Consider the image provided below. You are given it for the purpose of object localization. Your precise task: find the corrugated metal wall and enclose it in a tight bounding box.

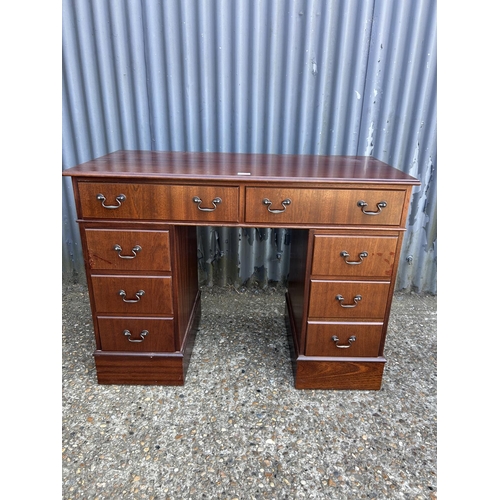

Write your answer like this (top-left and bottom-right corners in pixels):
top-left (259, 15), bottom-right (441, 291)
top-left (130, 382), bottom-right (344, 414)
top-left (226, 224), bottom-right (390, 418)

top-left (62, 0), bottom-right (437, 293)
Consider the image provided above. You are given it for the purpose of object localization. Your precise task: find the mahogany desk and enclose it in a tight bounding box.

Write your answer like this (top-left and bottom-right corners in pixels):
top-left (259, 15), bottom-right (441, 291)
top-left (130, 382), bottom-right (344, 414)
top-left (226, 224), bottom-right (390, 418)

top-left (63, 151), bottom-right (419, 390)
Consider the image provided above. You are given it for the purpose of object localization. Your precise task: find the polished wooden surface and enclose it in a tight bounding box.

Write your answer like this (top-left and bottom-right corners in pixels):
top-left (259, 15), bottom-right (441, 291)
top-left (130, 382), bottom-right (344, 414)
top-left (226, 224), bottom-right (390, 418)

top-left (94, 352), bottom-right (185, 385)
top-left (63, 150), bottom-right (420, 184)
top-left (78, 182), bottom-right (240, 222)
top-left (93, 294), bottom-right (201, 385)
top-left (91, 275), bottom-right (173, 315)
top-left (286, 229), bottom-right (310, 354)
top-left (171, 225), bottom-right (200, 352)
top-left (65, 150), bottom-right (420, 389)
top-left (311, 233), bottom-right (398, 278)
top-left (308, 280), bottom-right (391, 320)
top-left (77, 180), bottom-right (410, 228)
top-left (97, 316), bottom-right (175, 352)
top-left (84, 228), bottom-right (171, 271)
top-left (294, 359), bottom-right (385, 390)
top-left (305, 321), bottom-right (384, 357)
top-left (245, 187), bottom-right (406, 226)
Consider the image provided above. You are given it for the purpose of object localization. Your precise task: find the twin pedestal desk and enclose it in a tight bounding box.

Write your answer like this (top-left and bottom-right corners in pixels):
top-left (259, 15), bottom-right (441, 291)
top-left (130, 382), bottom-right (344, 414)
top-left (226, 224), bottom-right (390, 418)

top-left (64, 151), bottom-right (419, 390)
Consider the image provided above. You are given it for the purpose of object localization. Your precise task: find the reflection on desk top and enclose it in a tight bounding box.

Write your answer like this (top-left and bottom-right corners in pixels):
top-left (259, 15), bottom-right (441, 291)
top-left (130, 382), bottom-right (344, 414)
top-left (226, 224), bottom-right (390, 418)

top-left (63, 150), bottom-right (420, 185)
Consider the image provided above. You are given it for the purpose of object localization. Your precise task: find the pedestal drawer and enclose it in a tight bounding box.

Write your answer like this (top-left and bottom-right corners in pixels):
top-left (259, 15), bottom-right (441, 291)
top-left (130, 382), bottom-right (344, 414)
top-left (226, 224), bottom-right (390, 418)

top-left (245, 187), bottom-right (405, 225)
top-left (312, 234), bottom-right (398, 278)
top-left (305, 321), bottom-right (383, 357)
top-left (308, 280), bottom-right (390, 320)
top-left (84, 229), bottom-right (171, 271)
top-left (97, 316), bottom-right (175, 352)
top-left (91, 275), bottom-right (173, 314)
top-left (78, 182), bottom-right (239, 222)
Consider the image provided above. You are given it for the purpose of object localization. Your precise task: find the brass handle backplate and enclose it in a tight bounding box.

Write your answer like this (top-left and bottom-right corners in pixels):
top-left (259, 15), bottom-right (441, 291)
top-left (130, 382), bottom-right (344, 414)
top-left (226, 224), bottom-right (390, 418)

top-left (262, 198), bottom-right (291, 213)
top-left (340, 251), bottom-right (368, 265)
top-left (357, 200), bottom-right (387, 215)
top-left (331, 335), bottom-right (356, 348)
top-left (118, 289), bottom-right (145, 303)
top-left (123, 329), bottom-right (149, 343)
top-left (114, 244), bottom-right (142, 259)
top-left (335, 294), bottom-right (362, 308)
top-left (193, 196), bottom-right (222, 212)
top-left (96, 193), bottom-right (126, 209)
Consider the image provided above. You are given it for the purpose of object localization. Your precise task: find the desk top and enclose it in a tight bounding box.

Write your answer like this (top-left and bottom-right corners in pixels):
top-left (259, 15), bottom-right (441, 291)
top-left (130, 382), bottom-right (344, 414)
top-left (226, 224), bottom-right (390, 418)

top-left (63, 150), bottom-right (420, 185)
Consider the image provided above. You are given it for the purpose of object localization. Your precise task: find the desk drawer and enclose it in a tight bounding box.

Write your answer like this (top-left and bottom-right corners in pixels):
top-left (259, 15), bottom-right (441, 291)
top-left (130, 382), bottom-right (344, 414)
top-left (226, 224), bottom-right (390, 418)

top-left (84, 229), bottom-right (171, 271)
top-left (305, 321), bottom-right (383, 357)
top-left (97, 316), bottom-right (175, 352)
top-left (308, 280), bottom-right (390, 320)
top-left (311, 234), bottom-right (398, 278)
top-left (245, 187), bottom-right (405, 225)
top-left (78, 182), bottom-right (239, 222)
top-left (91, 275), bottom-right (173, 314)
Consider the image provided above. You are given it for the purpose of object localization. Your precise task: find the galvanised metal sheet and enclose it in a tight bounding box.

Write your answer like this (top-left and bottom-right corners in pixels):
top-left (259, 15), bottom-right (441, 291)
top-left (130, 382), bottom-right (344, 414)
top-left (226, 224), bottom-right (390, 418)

top-left (62, 0), bottom-right (436, 293)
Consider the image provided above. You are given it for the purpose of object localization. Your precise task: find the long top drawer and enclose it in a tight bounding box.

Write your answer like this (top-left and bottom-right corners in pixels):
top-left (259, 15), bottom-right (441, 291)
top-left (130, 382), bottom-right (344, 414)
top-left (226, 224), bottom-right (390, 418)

top-left (245, 187), bottom-right (406, 226)
top-left (77, 182), bottom-right (239, 222)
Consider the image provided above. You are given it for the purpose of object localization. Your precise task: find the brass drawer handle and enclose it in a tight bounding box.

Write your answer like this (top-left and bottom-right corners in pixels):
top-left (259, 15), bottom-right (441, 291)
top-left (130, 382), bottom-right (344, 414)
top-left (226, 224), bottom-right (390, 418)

top-left (123, 329), bottom-right (149, 343)
top-left (114, 244), bottom-right (142, 259)
top-left (340, 251), bottom-right (368, 265)
top-left (357, 200), bottom-right (387, 215)
top-left (193, 196), bottom-right (222, 212)
top-left (96, 193), bottom-right (126, 209)
top-left (335, 294), bottom-right (362, 308)
top-left (118, 289), bottom-right (145, 303)
top-left (262, 198), bottom-right (291, 213)
top-left (331, 335), bottom-right (356, 348)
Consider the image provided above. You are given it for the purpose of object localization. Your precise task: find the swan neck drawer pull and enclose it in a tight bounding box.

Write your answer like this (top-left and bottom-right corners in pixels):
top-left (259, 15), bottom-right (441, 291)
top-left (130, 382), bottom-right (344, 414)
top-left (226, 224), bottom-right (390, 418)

top-left (331, 335), bottom-right (356, 348)
top-left (114, 244), bottom-right (142, 259)
top-left (118, 289), bottom-right (145, 303)
top-left (123, 329), bottom-right (149, 342)
top-left (193, 196), bottom-right (222, 211)
top-left (262, 198), bottom-right (291, 213)
top-left (335, 294), bottom-right (362, 308)
top-left (96, 193), bottom-right (126, 209)
top-left (340, 251), bottom-right (368, 265)
top-left (357, 200), bottom-right (387, 215)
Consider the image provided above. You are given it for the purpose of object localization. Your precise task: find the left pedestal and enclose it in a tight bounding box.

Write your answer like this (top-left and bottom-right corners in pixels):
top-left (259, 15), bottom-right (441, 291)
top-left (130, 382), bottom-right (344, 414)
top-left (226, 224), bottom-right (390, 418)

top-left (78, 216), bottom-right (200, 385)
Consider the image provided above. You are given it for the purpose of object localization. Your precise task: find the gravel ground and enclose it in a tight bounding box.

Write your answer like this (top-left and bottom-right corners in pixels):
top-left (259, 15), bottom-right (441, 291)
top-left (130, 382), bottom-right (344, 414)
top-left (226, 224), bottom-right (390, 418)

top-left (62, 283), bottom-right (437, 500)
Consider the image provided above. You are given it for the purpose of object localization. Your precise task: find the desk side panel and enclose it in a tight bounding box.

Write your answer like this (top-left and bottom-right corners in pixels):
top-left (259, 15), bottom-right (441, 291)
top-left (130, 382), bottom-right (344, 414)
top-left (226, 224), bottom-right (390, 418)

top-left (287, 229), bottom-right (310, 354)
top-left (172, 225), bottom-right (200, 352)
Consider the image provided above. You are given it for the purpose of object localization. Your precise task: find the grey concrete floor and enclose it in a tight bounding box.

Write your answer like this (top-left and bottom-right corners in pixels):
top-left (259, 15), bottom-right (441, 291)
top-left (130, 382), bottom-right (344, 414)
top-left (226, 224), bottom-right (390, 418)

top-left (62, 283), bottom-right (437, 500)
